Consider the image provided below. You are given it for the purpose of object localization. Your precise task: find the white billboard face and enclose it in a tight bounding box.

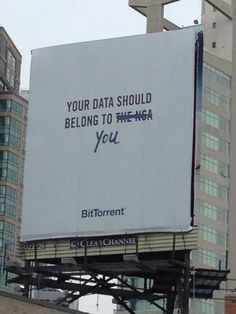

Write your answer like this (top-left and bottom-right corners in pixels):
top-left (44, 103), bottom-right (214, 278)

top-left (21, 28), bottom-right (196, 241)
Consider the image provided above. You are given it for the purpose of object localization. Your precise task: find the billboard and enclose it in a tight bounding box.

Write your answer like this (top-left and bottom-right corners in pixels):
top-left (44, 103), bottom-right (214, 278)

top-left (21, 27), bottom-right (198, 241)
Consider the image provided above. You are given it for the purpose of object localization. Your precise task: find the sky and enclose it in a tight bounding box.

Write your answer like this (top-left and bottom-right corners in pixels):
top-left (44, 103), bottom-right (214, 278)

top-left (0, 0), bottom-right (201, 89)
top-left (0, 1), bottom-right (201, 313)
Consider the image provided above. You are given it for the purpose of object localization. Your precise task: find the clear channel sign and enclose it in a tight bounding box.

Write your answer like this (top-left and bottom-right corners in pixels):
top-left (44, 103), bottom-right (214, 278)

top-left (21, 27), bottom-right (200, 241)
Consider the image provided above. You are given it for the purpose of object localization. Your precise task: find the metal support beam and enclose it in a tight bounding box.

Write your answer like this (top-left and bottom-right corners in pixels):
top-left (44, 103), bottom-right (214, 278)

top-left (176, 275), bottom-right (184, 313)
top-left (167, 293), bottom-right (176, 314)
top-left (22, 261), bottom-right (30, 297)
top-left (183, 252), bottom-right (190, 314)
top-left (6, 253), bottom-right (228, 312)
top-left (56, 275), bottom-right (95, 305)
top-left (112, 294), bottom-right (136, 314)
top-left (116, 275), bottom-right (167, 312)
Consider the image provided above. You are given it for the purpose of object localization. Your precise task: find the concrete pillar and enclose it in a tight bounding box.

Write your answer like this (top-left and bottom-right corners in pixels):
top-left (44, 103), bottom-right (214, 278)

top-left (146, 0), bottom-right (164, 32)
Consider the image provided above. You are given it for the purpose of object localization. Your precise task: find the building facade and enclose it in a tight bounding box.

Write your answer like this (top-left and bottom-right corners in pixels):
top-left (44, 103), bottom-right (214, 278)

top-left (0, 27), bottom-right (21, 94)
top-left (0, 27), bottom-right (28, 291)
top-left (191, 50), bottom-right (231, 314)
top-left (116, 0), bottom-right (235, 313)
top-left (201, 0), bottom-right (232, 61)
top-left (225, 295), bottom-right (236, 314)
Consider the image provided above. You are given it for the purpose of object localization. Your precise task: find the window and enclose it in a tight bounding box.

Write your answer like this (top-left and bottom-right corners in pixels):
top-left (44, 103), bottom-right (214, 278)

top-left (0, 266), bottom-right (14, 287)
top-left (0, 151), bottom-right (19, 183)
top-left (199, 225), bottom-right (227, 247)
top-left (212, 42), bottom-right (216, 48)
top-left (201, 179), bottom-right (217, 197)
top-left (203, 110), bottom-right (230, 133)
top-left (204, 63), bottom-right (231, 89)
top-left (200, 201), bottom-right (228, 223)
top-left (201, 178), bottom-right (228, 201)
top-left (201, 155), bottom-right (229, 178)
top-left (0, 99), bottom-right (23, 116)
top-left (6, 50), bottom-right (16, 88)
top-left (0, 116), bottom-right (22, 149)
top-left (0, 220), bottom-right (15, 253)
top-left (194, 248), bottom-right (226, 269)
top-left (202, 133), bottom-right (229, 156)
top-left (0, 185), bottom-right (17, 217)
top-left (192, 299), bottom-right (224, 314)
top-left (203, 88), bottom-right (230, 111)
top-left (212, 22), bottom-right (216, 28)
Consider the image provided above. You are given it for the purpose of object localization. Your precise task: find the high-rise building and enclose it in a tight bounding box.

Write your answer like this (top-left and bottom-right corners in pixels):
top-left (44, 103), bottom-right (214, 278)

top-left (0, 27), bottom-right (28, 291)
top-left (115, 0), bottom-right (235, 313)
top-left (201, 0), bottom-right (233, 61)
top-left (193, 1), bottom-right (236, 313)
top-left (0, 26), bottom-right (21, 93)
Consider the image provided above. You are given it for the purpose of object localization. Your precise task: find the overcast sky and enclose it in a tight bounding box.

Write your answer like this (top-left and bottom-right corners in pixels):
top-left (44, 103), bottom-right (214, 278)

top-left (1, 1), bottom-right (201, 313)
top-left (1, 0), bottom-right (201, 89)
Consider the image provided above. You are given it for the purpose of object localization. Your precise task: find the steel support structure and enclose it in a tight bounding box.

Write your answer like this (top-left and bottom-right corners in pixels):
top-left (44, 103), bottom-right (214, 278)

top-left (5, 242), bottom-right (229, 314)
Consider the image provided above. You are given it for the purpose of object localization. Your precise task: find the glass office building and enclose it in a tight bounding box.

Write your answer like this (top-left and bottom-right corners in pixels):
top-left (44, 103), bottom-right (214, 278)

top-left (0, 27), bottom-right (28, 291)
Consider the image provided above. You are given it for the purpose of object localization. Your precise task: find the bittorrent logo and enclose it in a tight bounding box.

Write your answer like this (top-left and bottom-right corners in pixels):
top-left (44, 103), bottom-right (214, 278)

top-left (81, 207), bottom-right (126, 219)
